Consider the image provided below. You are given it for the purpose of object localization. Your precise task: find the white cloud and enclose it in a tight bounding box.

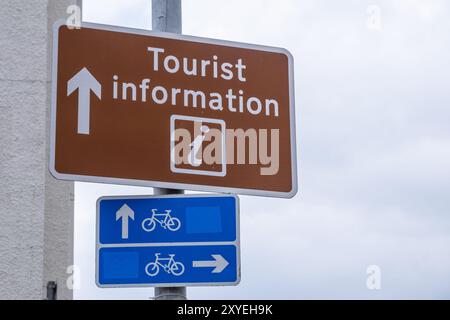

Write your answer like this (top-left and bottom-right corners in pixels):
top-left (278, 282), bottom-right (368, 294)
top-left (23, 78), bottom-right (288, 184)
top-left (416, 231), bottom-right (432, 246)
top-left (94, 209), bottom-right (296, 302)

top-left (83, 0), bottom-right (151, 29)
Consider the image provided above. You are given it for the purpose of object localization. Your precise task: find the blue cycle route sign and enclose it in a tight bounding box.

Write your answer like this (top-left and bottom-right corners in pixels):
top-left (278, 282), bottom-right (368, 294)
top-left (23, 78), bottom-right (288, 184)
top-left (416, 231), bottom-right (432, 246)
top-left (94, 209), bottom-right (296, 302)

top-left (96, 194), bottom-right (240, 287)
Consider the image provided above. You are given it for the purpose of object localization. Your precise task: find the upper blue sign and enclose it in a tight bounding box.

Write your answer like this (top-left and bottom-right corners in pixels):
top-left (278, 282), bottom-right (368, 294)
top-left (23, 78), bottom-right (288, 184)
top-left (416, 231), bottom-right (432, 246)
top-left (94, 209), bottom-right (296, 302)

top-left (98, 195), bottom-right (238, 244)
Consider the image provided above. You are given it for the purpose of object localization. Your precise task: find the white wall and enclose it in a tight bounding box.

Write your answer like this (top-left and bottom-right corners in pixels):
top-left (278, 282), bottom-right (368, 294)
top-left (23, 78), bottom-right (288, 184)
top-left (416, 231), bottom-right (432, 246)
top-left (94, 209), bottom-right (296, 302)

top-left (0, 0), bottom-right (76, 300)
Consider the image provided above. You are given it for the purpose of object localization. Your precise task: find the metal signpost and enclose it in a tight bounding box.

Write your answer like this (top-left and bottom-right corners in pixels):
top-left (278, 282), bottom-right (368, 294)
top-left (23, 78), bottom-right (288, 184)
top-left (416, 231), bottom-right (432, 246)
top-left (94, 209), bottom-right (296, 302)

top-left (96, 194), bottom-right (240, 287)
top-left (152, 0), bottom-right (186, 300)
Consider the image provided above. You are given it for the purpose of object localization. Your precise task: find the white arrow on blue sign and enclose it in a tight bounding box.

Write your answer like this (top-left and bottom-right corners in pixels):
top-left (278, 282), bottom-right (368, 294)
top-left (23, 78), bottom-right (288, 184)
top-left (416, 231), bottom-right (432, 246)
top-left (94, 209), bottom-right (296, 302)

top-left (96, 194), bottom-right (240, 287)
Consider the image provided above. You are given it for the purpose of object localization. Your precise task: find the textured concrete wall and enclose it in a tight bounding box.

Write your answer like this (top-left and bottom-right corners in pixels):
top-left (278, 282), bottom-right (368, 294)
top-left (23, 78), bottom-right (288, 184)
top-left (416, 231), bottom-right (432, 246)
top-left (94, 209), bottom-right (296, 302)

top-left (43, 0), bottom-right (78, 301)
top-left (0, 0), bottom-right (76, 299)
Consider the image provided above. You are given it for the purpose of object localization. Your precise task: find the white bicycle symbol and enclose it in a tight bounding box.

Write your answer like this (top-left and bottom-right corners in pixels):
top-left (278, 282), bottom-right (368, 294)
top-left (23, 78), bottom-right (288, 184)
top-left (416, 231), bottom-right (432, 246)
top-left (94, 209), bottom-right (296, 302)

top-left (141, 209), bottom-right (181, 232)
top-left (145, 253), bottom-right (185, 277)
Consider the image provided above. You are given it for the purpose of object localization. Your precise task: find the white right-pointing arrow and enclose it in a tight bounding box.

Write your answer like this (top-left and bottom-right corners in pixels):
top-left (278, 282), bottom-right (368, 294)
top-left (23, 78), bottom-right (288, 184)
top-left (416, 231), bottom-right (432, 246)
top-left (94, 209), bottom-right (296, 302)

top-left (192, 255), bottom-right (229, 273)
top-left (67, 67), bottom-right (102, 135)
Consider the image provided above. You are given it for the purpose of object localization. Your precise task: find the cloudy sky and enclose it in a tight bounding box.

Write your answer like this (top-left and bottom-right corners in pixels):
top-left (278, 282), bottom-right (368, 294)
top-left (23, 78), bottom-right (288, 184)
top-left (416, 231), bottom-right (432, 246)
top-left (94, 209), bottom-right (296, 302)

top-left (74, 0), bottom-right (450, 299)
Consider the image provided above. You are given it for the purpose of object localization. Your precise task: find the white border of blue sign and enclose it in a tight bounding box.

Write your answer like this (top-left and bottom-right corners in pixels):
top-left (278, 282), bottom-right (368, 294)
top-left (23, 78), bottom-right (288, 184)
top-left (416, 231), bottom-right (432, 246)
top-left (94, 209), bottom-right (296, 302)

top-left (95, 194), bottom-right (241, 288)
top-left (49, 20), bottom-right (298, 199)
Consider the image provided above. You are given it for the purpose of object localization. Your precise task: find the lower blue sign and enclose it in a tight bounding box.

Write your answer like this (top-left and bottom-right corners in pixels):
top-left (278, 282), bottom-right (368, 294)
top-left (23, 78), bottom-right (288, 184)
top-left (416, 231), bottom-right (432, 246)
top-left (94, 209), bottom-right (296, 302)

top-left (98, 245), bottom-right (238, 286)
top-left (96, 194), bottom-right (240, 287)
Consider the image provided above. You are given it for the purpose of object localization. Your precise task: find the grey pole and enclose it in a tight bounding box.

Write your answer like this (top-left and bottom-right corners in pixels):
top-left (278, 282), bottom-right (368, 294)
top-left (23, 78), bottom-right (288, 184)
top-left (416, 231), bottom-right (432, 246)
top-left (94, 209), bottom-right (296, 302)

top-left (151, 0), bottom-right (186, 301)
top-left (152, 0), bottom-right (182, 33)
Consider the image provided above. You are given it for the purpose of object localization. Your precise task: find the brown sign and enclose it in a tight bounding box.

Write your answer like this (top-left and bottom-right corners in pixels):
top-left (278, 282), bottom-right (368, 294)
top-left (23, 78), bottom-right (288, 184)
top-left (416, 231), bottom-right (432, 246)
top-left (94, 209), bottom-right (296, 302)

top-left (50, 21), bottom-right (298, 198)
